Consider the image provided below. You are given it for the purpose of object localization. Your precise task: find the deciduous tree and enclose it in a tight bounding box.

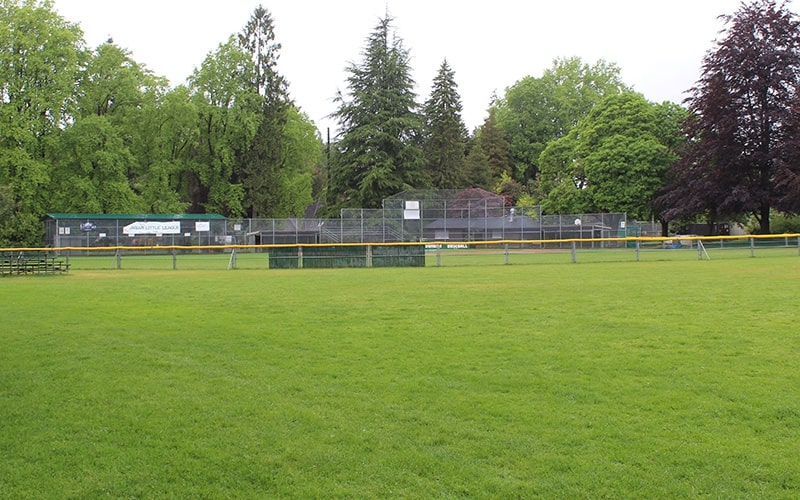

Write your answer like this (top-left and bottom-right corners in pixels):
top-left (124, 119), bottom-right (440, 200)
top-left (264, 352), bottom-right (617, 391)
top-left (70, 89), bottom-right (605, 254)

top-left (539, 92), bottom-right (685, 220)
top-left (0, 0), bottom-right (83, 245)
top-left (49, 115), bottom-right (142, 213)
top-left (279, 106), bottom-right (323, 216)
top-left (61, 40), bottom-right (178, 213)
top-left (659, 0), bottom-right (800, 233)
top-left (494, 57), bottom-right (629, 185)
top-left (186, 37), bottom-right (259, 216)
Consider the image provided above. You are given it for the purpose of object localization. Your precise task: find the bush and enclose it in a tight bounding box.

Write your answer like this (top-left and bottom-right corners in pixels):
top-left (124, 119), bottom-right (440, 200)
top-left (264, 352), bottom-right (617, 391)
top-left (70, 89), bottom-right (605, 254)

top-left (769, 212), bottom-right (800, 234)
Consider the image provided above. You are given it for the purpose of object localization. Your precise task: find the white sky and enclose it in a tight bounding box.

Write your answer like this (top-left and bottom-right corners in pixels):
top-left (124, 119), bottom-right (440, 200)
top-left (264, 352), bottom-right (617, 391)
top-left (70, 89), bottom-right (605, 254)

top-left (52, 0), bottom-right (775, 137)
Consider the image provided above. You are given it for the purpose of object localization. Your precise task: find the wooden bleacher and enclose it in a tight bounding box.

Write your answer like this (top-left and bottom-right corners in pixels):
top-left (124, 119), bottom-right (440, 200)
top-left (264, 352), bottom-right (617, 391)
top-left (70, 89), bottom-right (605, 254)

top-left (0, 252), bottom-right (70, 276)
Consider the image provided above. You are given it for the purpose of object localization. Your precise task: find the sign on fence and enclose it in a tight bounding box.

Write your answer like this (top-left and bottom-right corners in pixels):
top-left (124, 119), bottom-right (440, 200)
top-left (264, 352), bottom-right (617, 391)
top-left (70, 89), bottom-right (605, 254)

top-left (122, 221), bottom-right (181, 236)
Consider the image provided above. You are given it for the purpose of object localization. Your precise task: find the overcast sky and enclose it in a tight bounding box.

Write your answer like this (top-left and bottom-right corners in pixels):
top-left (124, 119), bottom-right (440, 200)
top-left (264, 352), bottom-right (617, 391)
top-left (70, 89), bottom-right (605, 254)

top-left (52, 0), bottom-right (782, 137)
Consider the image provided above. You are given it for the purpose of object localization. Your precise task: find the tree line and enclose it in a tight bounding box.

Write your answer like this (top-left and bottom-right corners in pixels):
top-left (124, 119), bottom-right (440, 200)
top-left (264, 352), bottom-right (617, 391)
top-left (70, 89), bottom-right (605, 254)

top-left (2, 0), bottom-right (799, 246)
top-left (1, 1), bottom-right (321, 246)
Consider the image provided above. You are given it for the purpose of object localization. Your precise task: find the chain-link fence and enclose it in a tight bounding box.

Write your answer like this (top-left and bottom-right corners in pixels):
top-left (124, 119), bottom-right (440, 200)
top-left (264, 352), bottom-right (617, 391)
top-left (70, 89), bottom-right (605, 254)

top-left (220, 211), bottom-right (629, 248)
top-left (46, 210), bottom-right (630, 252)
top-left (46, 214), bottom-right (231, 254)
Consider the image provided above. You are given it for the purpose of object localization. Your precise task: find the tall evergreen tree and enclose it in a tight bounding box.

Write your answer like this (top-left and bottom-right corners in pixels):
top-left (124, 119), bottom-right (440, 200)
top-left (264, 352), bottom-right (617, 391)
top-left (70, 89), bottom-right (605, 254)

top-left (330, 14), bottom-right (425, 209)
top-left (463, 140), bottom-right (492, 190)
top-left (238, 5), bottom-right (286, 101)
top-left (422, 59), bottom-right (468, 189)
top-left (659, 0), bottom-right (800, 233)
top-left (238, 5), bottom-right (291, 218)
top-left (479, 109), bottom-right (511, 181)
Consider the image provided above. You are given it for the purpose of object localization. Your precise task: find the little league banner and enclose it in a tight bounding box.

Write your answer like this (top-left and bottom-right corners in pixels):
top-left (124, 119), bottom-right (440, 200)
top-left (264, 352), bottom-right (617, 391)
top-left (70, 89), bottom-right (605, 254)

top-left (122, 221), bottom-right (181, 236)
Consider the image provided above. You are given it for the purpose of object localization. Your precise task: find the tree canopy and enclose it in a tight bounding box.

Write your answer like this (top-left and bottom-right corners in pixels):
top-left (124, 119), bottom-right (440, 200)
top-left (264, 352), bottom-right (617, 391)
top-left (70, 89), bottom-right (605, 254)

top-left (539, 92), bottom-right (685, 219)
top-left (329, 15), bottom-right (426, 209)
top-left (237, 6), bottom-right (293, 218)
top-left (7, 1), bottom-right (800, 246)
top-left (0, 1), bottom-right (323, 246)
top-left (1, 0), bottom-right (84, 244)
top-left (494, 57), bottom-right (630, 186)
top-left (659, 0), bottom-right (800, 233)
top-left (422, 59), bottom-right (468, 189)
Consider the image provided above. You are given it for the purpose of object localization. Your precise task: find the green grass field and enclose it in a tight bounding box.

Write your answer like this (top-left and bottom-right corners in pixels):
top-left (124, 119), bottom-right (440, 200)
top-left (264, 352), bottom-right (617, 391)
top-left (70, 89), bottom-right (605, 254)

top-left (2, 256), bottom-right (799, 497)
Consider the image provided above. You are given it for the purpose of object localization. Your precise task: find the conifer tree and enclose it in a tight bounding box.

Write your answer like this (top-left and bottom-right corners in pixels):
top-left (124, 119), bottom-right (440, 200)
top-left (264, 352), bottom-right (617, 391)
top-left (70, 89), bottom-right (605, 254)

top-left (479, 110), bottom-right (512, 181)
top-left (422, 60), bottom-right (468, 189)
top-left (463, 141), bottom-right (492, 190)
top-left (330, 14), bottom-right (425, 208)
top-left (238, 5), bottom-right (290, 218)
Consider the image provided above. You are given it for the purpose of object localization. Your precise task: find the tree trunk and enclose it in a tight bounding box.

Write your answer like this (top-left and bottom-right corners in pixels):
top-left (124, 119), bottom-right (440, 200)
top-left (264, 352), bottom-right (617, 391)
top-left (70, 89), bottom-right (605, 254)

top-left (760, 203), bottom-right (771, 234)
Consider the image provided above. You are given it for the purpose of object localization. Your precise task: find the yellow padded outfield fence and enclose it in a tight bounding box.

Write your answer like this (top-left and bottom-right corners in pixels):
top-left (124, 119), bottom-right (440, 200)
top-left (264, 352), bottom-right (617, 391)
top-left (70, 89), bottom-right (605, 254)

top-left (3, 234), bottom-right (800, 271)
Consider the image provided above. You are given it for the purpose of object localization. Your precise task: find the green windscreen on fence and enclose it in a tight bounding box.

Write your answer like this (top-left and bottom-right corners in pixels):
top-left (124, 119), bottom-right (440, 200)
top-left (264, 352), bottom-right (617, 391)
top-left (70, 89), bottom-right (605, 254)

top-left (371, 245), bottom-right (425, 267)
top-left (268, 245), bottom-right (425, 269)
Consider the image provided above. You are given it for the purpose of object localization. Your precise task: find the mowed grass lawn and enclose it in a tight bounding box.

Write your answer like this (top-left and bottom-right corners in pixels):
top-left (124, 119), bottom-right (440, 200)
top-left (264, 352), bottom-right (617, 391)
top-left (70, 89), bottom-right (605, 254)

top-left (1, 257), bottom-right (799, 498)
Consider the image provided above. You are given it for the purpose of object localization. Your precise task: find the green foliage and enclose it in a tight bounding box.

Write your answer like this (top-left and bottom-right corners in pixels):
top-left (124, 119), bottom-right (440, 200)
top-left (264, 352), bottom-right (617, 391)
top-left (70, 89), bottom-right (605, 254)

top-left (422, 60), bottom-right (468, 189)
top-left (130, 86), bottom-right (195, 214)
top-left (239, 105), bottom-right (286, 217)
top-left (49, 115), bottom-right (142, 213)
top-left (6, 0), bottom-right (793, 251)
top-left (137, 160), bottom-right (189, 214)
top-left (207, 181), bottom-right (245, 218)
top-left (187, 37), bottom-right (261, 216)
top-left (770, 213), bottom-right (800, 233)
top-left (539, 92), bottom-right (684, 219)
top-left (476, 109), bottom-right (511, 182)
top-left (495, 57), bottom-right (630, 183)
top-left (76, 42), bottom-right (152, 119)
top-left (330, 15), bottom-right (425, 208)
top-left (237, 6), bottom-right (294, 218)
top-left (51, 41), bottom-right (182, 214)
top-left (0, 0), bottom-right (83, 245)
top-left (463, 141), bottom-right (492, 190)
top-left (748, 210), bottom-right (800, 234)
top-left (0, 0), bottom-right (84, 142)
top-left (238, 6), bottom-right (287, 101)
top-left (494, 172), bottom-right (525, 206)
top-left (1, 148), bottom-right (50, 213)
top-left (661, 0), bottom-right (800, 233)
top-left (278, 106), bottom-right (323, 216)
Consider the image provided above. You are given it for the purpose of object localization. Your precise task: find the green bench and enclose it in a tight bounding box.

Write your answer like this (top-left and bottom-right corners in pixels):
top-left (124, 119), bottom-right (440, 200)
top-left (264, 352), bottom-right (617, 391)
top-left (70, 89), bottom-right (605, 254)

top-left (0, 252), bottom-right (69, 276)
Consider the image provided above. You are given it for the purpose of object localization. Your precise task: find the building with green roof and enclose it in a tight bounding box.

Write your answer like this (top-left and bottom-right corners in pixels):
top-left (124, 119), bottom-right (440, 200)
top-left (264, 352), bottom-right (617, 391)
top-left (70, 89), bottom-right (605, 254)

top-left (45, 213), bottom-right (228, 249)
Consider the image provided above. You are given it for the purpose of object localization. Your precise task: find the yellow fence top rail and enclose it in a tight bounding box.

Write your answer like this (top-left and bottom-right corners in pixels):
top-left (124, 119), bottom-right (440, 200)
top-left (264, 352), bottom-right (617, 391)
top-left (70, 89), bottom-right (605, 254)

top-left (3, 233), bottom-right (800, 253)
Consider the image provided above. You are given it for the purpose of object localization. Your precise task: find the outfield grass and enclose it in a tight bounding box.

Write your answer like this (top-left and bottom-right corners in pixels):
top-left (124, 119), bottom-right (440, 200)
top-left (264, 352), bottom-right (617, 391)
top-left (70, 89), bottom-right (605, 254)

top-left (2, 257), bottom-right (799, 497)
